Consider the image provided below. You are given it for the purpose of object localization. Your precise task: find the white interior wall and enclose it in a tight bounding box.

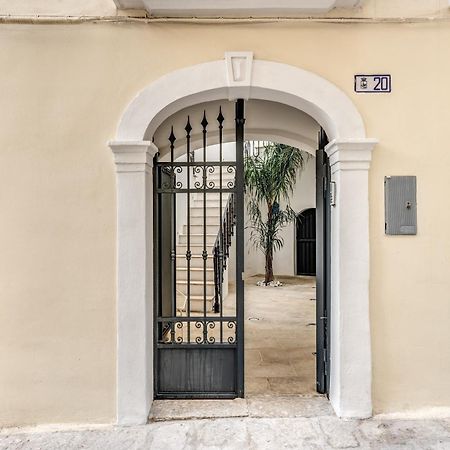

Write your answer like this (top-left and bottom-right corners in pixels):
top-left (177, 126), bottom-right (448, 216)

top-left (173, 143), bottom-right (315, 281)
top-left (244, 154), bottom-right (316, 278)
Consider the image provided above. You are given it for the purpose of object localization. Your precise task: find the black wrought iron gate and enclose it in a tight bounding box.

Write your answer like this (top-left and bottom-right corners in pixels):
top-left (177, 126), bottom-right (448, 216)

top-left (153, 100), bottom-right (245, 398)
top-left (316, 128), bottom-right (331, 395)
top-left (296, 208), bottom-right (317, 276)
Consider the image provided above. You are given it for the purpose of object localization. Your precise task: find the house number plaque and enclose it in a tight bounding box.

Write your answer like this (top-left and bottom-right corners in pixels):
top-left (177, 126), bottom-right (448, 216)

top-left (354, 74), bottom-right (391, 93)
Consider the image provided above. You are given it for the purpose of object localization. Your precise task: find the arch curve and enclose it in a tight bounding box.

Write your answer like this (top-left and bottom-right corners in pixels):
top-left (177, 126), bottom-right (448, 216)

top-left (110, 56), bottom-right (377, 425)
top-left (116, 59), bottom-right (366, 142)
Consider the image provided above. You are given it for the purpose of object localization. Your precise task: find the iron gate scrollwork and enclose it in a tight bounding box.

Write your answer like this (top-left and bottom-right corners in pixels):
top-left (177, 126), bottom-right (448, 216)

top-left (154, 100), bottom-right (245, 398)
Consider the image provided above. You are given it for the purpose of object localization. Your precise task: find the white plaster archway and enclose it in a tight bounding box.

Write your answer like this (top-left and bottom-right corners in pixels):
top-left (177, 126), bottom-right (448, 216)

top-left (109, 53), bottom-right (377, 425)
top-left (153, 99), bottom-right (319, 159)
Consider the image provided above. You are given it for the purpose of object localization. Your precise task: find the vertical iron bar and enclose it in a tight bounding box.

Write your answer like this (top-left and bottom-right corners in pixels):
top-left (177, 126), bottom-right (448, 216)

top-left (316, 127), bottom-right (330, 394)
top-left (185, 117), bottom-right (192, 342)
top-left (169, 127), bottom-right (176, 342)
top-left (217, 108), bottom-right (224, 326)
top-left (201, 112), bottom-right (208, 342)
top-left (325, 132), bottom-right (332, 395)
top-left (235, 99), bottom-right (245, 397)
top-left (153, 151), bottom-right (159, 395)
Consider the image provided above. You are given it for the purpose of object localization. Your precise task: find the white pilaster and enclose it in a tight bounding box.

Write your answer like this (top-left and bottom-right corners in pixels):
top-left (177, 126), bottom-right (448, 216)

top-left (325, 138), bottom-right (377, 419)
top-left (109, 140), bottom-right (158, 425)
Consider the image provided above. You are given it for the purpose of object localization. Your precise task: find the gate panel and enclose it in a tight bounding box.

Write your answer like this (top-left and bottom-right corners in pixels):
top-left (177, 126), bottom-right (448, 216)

top-left (158, 348), bottom-right (235, 395)
top-left (316, 128), bottom-right (331, 395)
top-left (154, 101), bottom-right (245, 398)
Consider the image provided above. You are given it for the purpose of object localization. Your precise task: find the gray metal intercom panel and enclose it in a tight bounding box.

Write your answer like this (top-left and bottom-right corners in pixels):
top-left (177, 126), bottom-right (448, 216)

top-left (384, 176), bottom-right (417, 235)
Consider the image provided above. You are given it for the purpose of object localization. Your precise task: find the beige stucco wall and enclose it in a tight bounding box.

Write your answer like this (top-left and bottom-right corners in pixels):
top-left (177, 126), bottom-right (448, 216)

top-left (1, 17), bottom-right (450, 425)
top-left (0, 0), bottom-right (117, 16)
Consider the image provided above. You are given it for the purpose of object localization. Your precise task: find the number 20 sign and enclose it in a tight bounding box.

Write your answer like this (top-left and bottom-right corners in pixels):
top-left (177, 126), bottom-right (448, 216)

top-left (354, 74), bottom-right (391, 93)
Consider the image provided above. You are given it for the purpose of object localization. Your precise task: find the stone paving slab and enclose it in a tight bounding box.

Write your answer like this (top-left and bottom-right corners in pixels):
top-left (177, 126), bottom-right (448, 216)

top-left (246, 395), bottom-right (332, 418)
top-left (150, 395), bottom-right (332, 421)
top-left (150, 398), bottom-right (249, 421)
top-left (1, 416), bottom-right (450, 450)
top-left (1, 397), bottom-right (449, 450)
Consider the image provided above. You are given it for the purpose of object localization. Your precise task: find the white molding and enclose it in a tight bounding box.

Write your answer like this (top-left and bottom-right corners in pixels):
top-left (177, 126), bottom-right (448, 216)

top-left (117, 0), bottom-right (364, 16)
top-left (110, 141), bottom-right (157, 172)
top-left (326, 138), bottom-right (378, 173)
top-left (117, 59), bottom-right (366, 142)
top-left (111, 56), bottom-right (376, 423)
top-left (325, 138), bottom-right (376, 419)
top-left (225, 52), bottom-right (254, 101)
top-left (109, 141), bottom-right (158, 425)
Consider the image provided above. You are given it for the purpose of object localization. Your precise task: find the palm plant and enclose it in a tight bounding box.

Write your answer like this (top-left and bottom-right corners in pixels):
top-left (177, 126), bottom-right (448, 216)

top-left (244, 142), bottom-right (306, 284)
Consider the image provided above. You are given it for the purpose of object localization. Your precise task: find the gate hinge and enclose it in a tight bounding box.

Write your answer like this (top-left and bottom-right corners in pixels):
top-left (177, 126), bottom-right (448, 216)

top-left (330, 181), bottom-right (336, 207)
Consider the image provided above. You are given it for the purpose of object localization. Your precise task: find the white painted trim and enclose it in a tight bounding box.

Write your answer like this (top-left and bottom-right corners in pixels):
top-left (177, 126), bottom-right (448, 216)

top-left (109, 141), bottom-right (158, 425)
top-left (325, 138), bottom-right (377, 419)
top-left (117, 0), bottom-right (364, 16)
top-left (110, 56), bottom-right (377, 424)
top-left (117, 59), bottom-right (366, 142)
top-left (225, 52), bottom-right (254, 100)
top-left (374, 407), bottom-right (450, 420)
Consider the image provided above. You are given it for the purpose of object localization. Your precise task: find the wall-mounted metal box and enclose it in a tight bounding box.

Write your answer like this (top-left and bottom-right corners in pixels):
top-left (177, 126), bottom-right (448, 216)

top-left (384, 176), bottom-right (417, 235)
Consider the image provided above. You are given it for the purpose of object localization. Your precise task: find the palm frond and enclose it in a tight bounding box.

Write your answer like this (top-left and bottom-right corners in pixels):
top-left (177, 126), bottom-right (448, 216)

top-left (244, 142), bottom-right (308, 275)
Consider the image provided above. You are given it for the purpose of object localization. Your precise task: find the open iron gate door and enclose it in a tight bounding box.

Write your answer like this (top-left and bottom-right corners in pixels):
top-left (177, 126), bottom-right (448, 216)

top-left (153, 100), bottom-right (245, 398)
top-left (316, 128), bottom-right (331, 395)
top-left (296, 208), bottom-right (316, 276)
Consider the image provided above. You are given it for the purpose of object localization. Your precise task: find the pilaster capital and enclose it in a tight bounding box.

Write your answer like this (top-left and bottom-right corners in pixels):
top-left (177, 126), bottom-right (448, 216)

top-left (109, 140), bottom-right (158, 173)
top-left (325, 138), bottom-right (378, 174)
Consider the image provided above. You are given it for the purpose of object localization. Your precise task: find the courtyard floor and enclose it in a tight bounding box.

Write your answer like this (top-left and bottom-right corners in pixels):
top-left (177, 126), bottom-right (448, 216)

top-left (244, 275), bottom-right (317, 396)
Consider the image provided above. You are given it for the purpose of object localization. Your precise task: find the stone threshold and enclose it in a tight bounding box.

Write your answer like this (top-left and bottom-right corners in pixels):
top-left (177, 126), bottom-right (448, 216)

top-left (149, 394), bottom-right (332, 422)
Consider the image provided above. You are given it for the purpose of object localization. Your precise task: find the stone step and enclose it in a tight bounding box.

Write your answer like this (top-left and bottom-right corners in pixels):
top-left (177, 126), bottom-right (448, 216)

top-left (177, 280), bottom-right (215, 297)
top-left (181, 224), bottom-right (219, 234)
top-left (189, 216), bottom-right (221, 226)
top-left (176, 267), bottom-right (214, 282)
top-left (191, 199), bottom-right (228, 208)
top-left (178, 234), bottom-right (217, 245)
top-left (190, 206), bottom-right (221, 217)
top-left (192, 192), bottom-right (232, 200)
top-left (176, 293), bottom-right (214, 313)
top-left (176, 254), bottom-right (214, 268)
top-left (176, 244), bottom-right (214, 256)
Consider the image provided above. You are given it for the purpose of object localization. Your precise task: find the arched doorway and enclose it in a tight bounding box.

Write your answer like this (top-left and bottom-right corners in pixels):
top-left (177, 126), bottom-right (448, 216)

top-left (109, 54), bottom-right (377, 424)
top-left (296, 208), bottom-right (317, 276)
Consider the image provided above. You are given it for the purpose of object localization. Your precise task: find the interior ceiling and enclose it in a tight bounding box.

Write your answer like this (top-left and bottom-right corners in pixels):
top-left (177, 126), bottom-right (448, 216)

top-left (153, 99), bottom-right (320, 159)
